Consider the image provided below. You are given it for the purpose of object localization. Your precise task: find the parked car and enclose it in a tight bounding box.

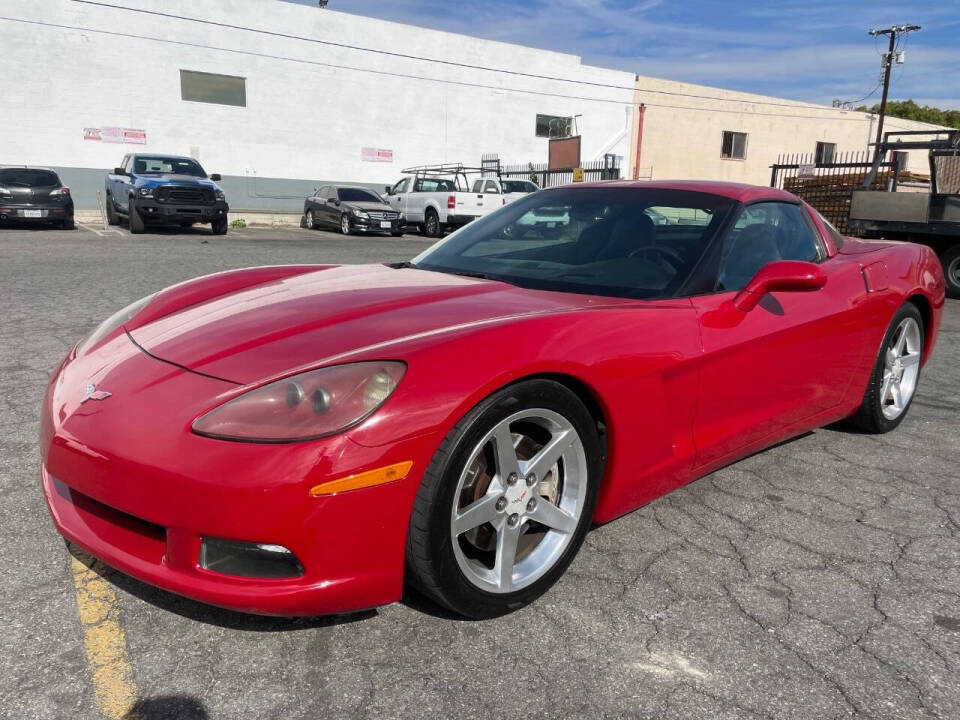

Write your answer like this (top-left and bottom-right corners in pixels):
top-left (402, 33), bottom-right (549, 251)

top-left (104, 154), bottom-right (229, 235)
top-left (40, 181), bottom-right (943, 620)
top-left (385, 165), bottom-right (500, 238)
top-left (0, 167), bottom-right (74, 229)
top-left (304, 185), bottom-right (404, 236)
top-left (470, 177), bottom-right (540, 205)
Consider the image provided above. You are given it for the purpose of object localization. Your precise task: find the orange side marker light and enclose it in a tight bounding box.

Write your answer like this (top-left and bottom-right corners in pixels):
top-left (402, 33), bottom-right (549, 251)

top-left (309, 461), bottom-right (413, 497)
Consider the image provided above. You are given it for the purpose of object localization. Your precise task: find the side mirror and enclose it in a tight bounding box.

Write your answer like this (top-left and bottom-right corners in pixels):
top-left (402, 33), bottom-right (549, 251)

top-left (384, 186), bottom-right (393, 195)
top-left (210, 173), bottom-right (222, 181)
top-left (734, 261), bottom-right (827, 312)
top-left (113, 167), bottom-right (127, 176)
top-left (332, 198), bottom-right (341, 206)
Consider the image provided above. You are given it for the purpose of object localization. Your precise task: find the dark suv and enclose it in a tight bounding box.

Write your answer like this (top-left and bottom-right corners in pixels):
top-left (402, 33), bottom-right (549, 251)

top-left (0, 167), bottom-right (75, 229)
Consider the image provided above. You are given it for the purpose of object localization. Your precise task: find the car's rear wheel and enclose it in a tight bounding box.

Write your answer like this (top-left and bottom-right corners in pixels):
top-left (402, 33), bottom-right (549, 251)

top-left (940, 245), bottom-right (960, 299)
top-left (340, 214), bottom-right (352, 235)
top-left (423, 209), bottom-right (442, 238)
top-left (128, 199), bottom-right (145, 234)
top-left (406, 379), bottom-right (603, 618)
top-left (105, 194), bottom-right (120, 226)
top-left (850, 302), bottom-right (924, 433)
top-left (60, 217), bottom-right (75, 230)
top-left (305, 210), bottom-right (317, 230)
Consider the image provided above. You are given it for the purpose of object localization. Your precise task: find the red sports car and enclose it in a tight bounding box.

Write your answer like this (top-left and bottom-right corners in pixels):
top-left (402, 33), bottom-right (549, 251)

top-left (41, 181), bottom-right (945, 619)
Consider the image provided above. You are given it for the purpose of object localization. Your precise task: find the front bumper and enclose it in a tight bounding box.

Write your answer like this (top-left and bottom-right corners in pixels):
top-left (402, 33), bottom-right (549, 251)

top-left (347, 215), bottom-right (405, 234)
top-left (135, 198), bottom-right (229, 224)
top-left (40, 336), bottom-right (438, 616)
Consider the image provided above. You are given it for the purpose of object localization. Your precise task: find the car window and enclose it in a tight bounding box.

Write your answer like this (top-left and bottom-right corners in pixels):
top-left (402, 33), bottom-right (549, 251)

top-left (121, 155), bottom-right (132, 173)
top-left (502, 180), bottom-right (537, 193)
top-left (483, 181), bottom-right (498, 193)
top-left (338, 188), bottom-right (381, 203)
top-left (415, 178), bottom-right (456, 193)
top-left (717, 202), bottom-right (821, 292)
top-left (413, 188), bottom-right (735, 299)
top-left (0, 169), bottom-right (60, 187)
top-left (471, 179), bottom-right (484, 193)
top-left (133, 156), bottom-right (206, 177)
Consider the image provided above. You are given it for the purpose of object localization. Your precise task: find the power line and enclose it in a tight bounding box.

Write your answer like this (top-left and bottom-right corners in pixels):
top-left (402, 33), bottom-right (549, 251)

top-left (66, 0), bottom-right (855, 115)
top-left (868, 24), bottom-right (922, 153)
top-left (0, 15), bottom-right (874, 123)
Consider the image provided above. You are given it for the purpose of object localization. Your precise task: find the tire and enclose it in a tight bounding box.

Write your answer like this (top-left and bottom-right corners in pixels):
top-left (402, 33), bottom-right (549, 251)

top-left (423, 209), bottom-right (442, 238)
top-left (211, 217), bottom-right (228, 235)
top-left (940, 245), bottom-right (960, 300)
top-left (340, 214), bottom-right (352, 235)
top-left (849, 302), bottom-right (924, 433)
top-left (60, 217), bottom-right (75, 230)
top-left (405, 379), bottom-right (603, 618)
top-left (105, 194), bottom-right (120, 226)
top-left (305, 210), bottom-right (317, 230)
top-left (128, 198), bottom-right (145, 234)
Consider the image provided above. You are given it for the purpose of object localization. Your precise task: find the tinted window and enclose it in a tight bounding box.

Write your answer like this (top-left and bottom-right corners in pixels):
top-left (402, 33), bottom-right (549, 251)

top-left (502, 180), bottom-right (537, 193)
top-left (338, 188), bottom-right (381, 203)
top-left (133, 157), bottom-right (206, 176)
top-left (717, 202), bottom-right (821, 291)
top-left (413, 188), bottom-right (735, 299)
top-left (0, 169), bottom-right (60, 187)
top-left (180, 70), bottom-right (246, 107)
top-left (415, 178), bottom-right (456, 193)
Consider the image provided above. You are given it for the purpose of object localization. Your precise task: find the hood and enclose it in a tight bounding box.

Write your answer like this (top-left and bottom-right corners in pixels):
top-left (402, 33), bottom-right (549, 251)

top-left (127, 265), bottom-right (594, 384)
top-left (343, 200), bottom-right (391, 211)
top-left (136, 174), bottom-right (219, 189)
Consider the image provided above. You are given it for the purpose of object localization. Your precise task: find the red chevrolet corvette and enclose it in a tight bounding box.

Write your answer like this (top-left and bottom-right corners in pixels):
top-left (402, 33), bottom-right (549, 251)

top-left (41, 181), bottom-right (945, 618)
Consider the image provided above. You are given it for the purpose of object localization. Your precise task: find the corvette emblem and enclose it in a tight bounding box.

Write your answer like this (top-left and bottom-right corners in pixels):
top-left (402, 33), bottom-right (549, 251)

top-left (81, 382), bottom-right (112, 404)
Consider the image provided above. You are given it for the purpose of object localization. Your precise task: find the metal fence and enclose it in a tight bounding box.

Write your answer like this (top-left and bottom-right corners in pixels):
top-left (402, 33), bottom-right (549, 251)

top-left (770, 150), bottom-right (898, 234)
top-left (486, 157), bottom-right (621, 188)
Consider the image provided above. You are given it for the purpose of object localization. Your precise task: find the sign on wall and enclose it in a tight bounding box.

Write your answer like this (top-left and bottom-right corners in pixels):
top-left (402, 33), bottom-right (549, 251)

top-left (361, 147), bottom-right (393, 163)
top-left (83, 127), bottom-right (148, 145)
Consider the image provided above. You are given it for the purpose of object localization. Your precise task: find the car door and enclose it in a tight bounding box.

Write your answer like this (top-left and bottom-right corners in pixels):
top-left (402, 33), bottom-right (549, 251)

top-left (407, 178), bottom-right (428, 224)
top-left (690, 201), bottom-right (871, 469)
top-left (112, 154), bottom-right (132, 209)
top-left (387, 178), bottom-right (409, 217)
top-left (322, 187), bottom-right (340, 227)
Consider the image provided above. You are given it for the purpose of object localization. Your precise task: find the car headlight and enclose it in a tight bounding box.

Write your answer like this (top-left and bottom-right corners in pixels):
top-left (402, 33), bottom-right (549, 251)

top-left (76, 293), bottom-right (156, 356)
top-left (353, 208), bottom-right (368, 218)
top-left (215, 190), bottom-right (225, 201)
top-left (138, 187), bottom-right (153, 197)
top-left (192, 361), bottom-right (406, 443)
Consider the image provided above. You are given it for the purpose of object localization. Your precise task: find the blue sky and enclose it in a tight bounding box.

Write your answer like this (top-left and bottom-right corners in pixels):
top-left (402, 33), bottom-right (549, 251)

top-left (284, 0), bottom-right (960, 109)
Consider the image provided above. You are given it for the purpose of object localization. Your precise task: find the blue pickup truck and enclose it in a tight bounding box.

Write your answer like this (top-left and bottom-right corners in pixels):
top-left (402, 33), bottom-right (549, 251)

top-left (105, 154), bottom-right (229, 234)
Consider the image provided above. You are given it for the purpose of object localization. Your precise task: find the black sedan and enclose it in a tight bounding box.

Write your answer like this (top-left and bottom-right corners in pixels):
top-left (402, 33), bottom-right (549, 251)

top-left (0, 167), bottom-right (74, 229)
top-left (304, 185), bottom-right (404, 236)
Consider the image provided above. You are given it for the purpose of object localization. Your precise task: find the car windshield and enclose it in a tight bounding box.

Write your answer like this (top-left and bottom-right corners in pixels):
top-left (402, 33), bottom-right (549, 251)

top-left (338, 188), bottom-right (382, 203)
top-left (133, 157), bottom-right (206, 176)
top-left (502, 180), bottom-right (538, 193)
top-left (412, 188), bottom-right (735, 299)
top-left (0, 169), bottom-right (60, 187)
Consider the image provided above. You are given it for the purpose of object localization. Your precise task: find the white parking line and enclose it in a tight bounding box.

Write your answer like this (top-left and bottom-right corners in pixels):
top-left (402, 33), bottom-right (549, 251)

top-left (77, 224), bottom-right (106, 237)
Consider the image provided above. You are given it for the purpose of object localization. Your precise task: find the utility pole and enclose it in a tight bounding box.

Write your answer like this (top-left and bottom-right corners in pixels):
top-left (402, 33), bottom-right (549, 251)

top-left (868, 24), bottom-right (921, 155)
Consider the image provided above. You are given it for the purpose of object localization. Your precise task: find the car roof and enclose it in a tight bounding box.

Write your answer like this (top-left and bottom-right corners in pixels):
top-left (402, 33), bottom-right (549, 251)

top-left (574, 179), bottom-right (799, 203)
top-left (0, 166), bottom-right (59, 172)
top-left (131, 153), bottom-right (197, 161)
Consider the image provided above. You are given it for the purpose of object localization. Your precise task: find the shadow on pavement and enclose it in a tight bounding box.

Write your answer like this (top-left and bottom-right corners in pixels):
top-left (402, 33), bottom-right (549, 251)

top-left (126, 695), bottom-right (209, 720)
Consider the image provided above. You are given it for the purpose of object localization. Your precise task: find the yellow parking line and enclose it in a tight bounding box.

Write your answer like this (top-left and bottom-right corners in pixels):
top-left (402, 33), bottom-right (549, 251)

top-left (71, 552), bottom-right (139, 719)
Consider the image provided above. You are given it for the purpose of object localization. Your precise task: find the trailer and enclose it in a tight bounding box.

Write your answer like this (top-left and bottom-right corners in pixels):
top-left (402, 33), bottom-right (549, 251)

top-left (849, 130), bottom-right (960, 297)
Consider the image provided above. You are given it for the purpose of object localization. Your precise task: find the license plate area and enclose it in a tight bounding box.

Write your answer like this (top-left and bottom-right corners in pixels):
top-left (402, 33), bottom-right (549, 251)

top-left (22, 209), bottom-right (43, 218)
top-left (380, 221), bottom-right (392, 229)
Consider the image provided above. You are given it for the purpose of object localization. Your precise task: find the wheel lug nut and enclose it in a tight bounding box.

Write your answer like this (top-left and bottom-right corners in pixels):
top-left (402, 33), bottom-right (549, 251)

top-left (526, 498), bottom-right (537, 512)
top-left (507, 473), bottom-right (519, 486)
top-left (495, 497), bottom-right (507, 512)
top-left (526, 473), bottom-right (537, 487)
top-left (507, 513), bottom-right (519, 527)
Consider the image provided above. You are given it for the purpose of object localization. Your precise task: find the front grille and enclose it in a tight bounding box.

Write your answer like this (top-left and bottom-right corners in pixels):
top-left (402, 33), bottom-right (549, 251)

top-left (367, 211), bottom-right (398, 221)
top-left (156, 186), bottom-right (214, 204)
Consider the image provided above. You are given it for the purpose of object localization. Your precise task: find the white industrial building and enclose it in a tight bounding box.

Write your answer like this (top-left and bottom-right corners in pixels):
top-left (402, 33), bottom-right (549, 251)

top-left (1, 0), bottom-right (948, 211)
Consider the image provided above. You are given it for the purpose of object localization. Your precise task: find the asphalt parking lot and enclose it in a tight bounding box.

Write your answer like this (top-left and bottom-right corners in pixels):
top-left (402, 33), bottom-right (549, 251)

top-left (2, 224), bottom-right (959, 720)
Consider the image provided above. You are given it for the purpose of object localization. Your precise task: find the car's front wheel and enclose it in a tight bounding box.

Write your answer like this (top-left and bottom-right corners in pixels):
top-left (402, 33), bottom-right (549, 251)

top-left (850, 302), bottom-right (924, 433)
top-left (406, 379), bottom-right (603, 618)
top-left (340, 214), bottom-right (352, 235)
top-left (211, 217), bottom-right (228, 235)
top-left (128, 199), bottom-right (145, 234)
top-left (940, 245), bottom-right (960, 299)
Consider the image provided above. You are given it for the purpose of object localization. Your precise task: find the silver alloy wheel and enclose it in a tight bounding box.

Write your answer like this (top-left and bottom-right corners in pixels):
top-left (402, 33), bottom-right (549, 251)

top-left (881, 316), bottom-right (922, 420)
top-left (341, 214), bottom-right (350, 234)
top-left (450, 408), bottom-right (588, 594)
top-left (306, 210), bottom-right (314, 228)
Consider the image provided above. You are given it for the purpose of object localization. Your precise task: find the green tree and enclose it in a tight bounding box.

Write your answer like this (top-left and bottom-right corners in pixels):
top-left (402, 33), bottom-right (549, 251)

top-left (854, 99), bottom-right (960, 130)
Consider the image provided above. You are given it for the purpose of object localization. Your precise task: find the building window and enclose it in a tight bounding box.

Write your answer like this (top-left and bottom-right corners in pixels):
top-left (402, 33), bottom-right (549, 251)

top-left (180, 70), bottom-right (246, 107)
top-left (815, 142), bottom-right (836, 166)
top-left (721, 131), bottom-right (748, 160)
top-left (536, 114), bottom-right (573, 138)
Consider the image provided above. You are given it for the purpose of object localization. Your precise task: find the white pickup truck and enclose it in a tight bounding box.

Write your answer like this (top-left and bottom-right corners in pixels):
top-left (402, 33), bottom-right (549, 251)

top-left (384, 166), bottom-right (501, 238)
